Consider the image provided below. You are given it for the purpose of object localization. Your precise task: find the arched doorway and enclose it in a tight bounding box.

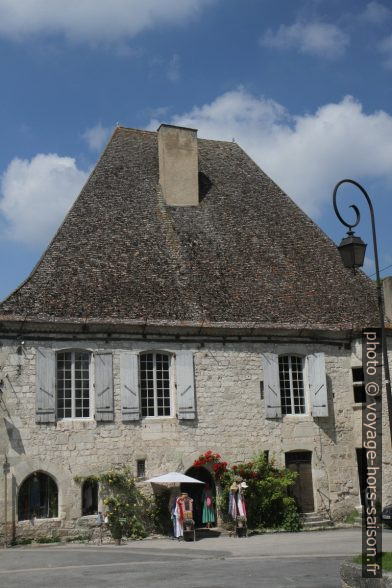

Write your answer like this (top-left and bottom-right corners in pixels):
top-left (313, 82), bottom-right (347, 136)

top-left (181, 466), bottom-right (216, 527)
top-left (285, 451), bottom-right (314, 513)
top-left (18, 471), bottom-right (58, 521)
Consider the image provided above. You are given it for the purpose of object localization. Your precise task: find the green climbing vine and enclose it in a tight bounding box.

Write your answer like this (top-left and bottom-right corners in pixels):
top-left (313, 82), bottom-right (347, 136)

top-left (75, 467), bottom-right (156, 541)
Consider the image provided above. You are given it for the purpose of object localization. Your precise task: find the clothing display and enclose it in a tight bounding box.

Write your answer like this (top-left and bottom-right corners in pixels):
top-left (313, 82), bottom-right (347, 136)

top-left (229, 489), bottom-right (238, 519)
top-left (169, 490), bottom-right (180, 538)
top-left (201, 485), bottom-right (215, 525)
top-left (173, 493), bottom-right (194, 538)
top-left (237, 487), bottom-right (247, 518)
top-left (228, 481), bottom-right (247, 521)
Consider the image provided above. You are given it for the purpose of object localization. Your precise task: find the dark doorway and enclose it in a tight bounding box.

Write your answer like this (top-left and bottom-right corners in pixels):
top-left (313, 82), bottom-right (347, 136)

top-left (285, 451), bottom-right (315, 513)
top-left (356, 447), bottom-right (367, 506)
top-left (82, 479), bottom-right (98, 516)
top-left (181, 466), bottom-right (216, 527)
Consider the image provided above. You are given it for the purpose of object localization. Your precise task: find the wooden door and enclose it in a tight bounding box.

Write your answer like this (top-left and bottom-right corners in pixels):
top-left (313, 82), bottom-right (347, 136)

top-left (286, 452), bottom-right (314, 513)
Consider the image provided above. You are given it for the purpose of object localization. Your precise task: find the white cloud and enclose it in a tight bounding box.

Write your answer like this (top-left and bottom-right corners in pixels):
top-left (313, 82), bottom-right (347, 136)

top-left (167, 54), bottom-right (180, 82)
top-left (360, 2), bottom-right (391, 24)
top-left (149, 88), bottom-right (392, 217)
top-left (0, 154), bottom-right (88, 245)
top-left (82, 123), bottom-right (112, 151)
top-left (379, 34), bottom-right (392, 68)
top-left (0, 0), bottom-right (212, 43)
top-left (261, 21), bottom-right (349, 59)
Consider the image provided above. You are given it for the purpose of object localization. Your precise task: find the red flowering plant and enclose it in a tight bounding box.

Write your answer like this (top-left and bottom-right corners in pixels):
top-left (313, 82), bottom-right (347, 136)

top-left (219, 453), bottom-right (302, 532)
top-left (193, 451), bottom-right (301, 531)
top-left (193, 450), bottom-right (228, 479)
top-left (231, 461), bottom-right (258, 481)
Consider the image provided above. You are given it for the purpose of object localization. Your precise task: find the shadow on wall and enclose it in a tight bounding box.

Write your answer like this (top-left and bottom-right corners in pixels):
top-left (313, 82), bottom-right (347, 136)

top-left (316, 374), bottom-right (336, 443)
top-left (4, 419), bottom-right (25, 455)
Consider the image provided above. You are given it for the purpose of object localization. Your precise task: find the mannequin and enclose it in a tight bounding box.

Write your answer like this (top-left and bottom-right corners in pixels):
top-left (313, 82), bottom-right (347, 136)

top-left (174, 492), bottom-right (194, 539)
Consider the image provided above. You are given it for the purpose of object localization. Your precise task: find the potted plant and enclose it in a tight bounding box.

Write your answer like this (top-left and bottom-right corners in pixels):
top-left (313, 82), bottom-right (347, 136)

top-left (111, 522), bottom-right (123, 545)
top-left (236, 515), bottom-right (247, 537)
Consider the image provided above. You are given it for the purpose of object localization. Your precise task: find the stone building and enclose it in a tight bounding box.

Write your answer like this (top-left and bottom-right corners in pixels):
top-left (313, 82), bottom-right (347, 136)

top-left (0, 124), bottom-right (390, 538)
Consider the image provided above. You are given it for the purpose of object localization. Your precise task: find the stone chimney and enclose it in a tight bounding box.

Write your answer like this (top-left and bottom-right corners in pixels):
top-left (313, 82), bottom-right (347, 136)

top-left (158, 124), bottom-right (199, 206)
top-left (384, 276), bottom-right (392, 323)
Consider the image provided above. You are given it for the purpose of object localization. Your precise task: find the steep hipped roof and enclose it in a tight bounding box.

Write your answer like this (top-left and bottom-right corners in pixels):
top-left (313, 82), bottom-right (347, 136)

top-left (0, 126), bottom-right (378, 331)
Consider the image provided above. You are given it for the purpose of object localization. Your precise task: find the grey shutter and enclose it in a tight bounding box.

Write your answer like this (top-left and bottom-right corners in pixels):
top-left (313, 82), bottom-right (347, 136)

top-left (36, 347), bottom-right (56, 423)
top-left (120, 351), bottom-right (140, 421)
top-left (308, 352), bottom-right (328, 417)
top-left (176, 351), bottom-right (196, 420)
top-left (95, 352), bottom-right (114, 422)
top-left (262, 352), bottom-right (282, 418)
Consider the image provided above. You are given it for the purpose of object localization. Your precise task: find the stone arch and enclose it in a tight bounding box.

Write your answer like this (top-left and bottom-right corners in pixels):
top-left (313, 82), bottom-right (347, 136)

top-left (182, 465), bottom-right (216, 528)
top-left (18, 471), bottom-right (58, 521)
top-left (12, 459), bottom-right (71, 520)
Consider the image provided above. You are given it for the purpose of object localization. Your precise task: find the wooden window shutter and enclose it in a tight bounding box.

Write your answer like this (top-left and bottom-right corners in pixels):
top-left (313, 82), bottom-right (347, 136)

top-left (308, 352), bottom-right (328, 417)
top-left (94, 352), bottom-right (114, 422)
top-left (120, 351), bottom-right (140, 421)
top-left (36, 347), bottom-right (56, 423)
top-left (176, 351), bottom-right (196, 420)
top-left (262, 352), bottom-right (282, 418)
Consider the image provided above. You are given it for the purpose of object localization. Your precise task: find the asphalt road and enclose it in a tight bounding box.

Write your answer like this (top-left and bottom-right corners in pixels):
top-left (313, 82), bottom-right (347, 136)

top-left (0, 528), bottom-right (391, 588)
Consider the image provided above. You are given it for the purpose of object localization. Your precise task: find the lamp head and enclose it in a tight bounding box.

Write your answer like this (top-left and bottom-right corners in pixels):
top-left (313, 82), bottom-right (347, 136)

top-left (337, 230), bottom-right (367, 270)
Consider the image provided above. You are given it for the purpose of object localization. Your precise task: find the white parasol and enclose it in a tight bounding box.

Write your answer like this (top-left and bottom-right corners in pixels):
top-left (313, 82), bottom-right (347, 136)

top-left (145, 472), bottom-right (205, 485)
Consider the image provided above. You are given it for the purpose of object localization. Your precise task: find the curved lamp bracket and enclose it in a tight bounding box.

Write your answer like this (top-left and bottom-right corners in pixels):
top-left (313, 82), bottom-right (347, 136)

top-left (332, 178), bottom-right (373, 232)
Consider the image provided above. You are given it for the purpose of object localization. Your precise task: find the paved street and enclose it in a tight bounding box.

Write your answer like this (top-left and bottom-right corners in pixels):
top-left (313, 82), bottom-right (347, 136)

top-left (0, 529), bottom-right (391, 588)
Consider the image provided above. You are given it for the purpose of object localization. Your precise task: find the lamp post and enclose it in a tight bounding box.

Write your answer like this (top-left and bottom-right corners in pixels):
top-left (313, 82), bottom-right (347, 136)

top-left (3, 455), bottom-right (9, 548)
top-left (333, 178), bottom-right (392, 443)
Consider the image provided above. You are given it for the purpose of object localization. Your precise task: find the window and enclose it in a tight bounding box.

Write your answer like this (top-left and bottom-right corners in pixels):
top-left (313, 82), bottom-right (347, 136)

top-left (82, 479), bottom-right (98, 516)
top-left (140, 352), bottom-right (171, 417)
top-left (352, 366), bottom-right (366, 403)
top-left (18, 472), bottom-right (58, 521)
top-left (56, 350), bottom-right (91, 418)
top-left (279, 355), bottom-right (305, 415)
top-left (137, 459), bottom-right (146, 478)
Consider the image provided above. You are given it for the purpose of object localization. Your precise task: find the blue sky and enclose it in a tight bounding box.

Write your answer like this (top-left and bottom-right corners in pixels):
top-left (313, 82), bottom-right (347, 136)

top-left (1, 0), bottom-right (392, 300)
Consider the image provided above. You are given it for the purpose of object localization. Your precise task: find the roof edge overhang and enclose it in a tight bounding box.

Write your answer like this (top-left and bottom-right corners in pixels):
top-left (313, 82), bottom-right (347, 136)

top-left (0, 315), bottom-right (383, 342)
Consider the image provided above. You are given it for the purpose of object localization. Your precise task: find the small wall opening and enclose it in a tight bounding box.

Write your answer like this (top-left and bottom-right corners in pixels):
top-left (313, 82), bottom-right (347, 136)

top-left (82, 479), bottom-right (98, 516)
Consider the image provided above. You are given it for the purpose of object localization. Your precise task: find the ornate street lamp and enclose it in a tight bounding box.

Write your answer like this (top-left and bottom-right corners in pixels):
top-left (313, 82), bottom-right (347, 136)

top-left (333, 178), bottom-right (392, 442)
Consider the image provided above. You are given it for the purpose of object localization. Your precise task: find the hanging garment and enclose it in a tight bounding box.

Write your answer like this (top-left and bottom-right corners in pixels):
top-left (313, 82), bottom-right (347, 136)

top-left (169, 491), bottom-right (180, 537)
top-left (228, 491), bottom-right (238, 520)
top-left (202, 488), bottom-right (215, 524)
top-left (237, 489), bottom-right (247, 518)
top-left (174, 499), bottom-right (183, 538)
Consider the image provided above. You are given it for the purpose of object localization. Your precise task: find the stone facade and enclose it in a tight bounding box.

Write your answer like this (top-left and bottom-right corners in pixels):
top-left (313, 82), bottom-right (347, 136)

top-left (1, 331), bottom-right (391, 539)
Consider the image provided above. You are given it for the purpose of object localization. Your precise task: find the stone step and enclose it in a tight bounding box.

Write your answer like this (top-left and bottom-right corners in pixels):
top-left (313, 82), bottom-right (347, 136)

top-left (194, 527), bottom-right (226, 539)
top-left (300, 513), bottom-right (334, 529)
top-left (302, 519), bottom-right (334, 528)
top-left (301, 512), bottom-right (329, 520)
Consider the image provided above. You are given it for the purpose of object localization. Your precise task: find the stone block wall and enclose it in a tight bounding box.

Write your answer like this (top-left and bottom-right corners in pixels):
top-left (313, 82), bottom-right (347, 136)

top-left (0, 334), bottom-right (391, 538)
